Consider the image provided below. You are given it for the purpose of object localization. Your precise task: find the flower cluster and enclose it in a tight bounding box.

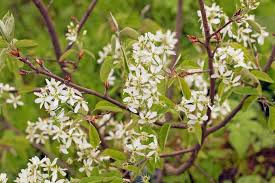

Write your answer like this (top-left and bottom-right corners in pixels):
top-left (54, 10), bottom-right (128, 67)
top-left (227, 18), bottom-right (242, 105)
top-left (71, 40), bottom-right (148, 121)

top-left (96, 114), bottom-right (159, 161)
top-left (15, 156), bottom-right (69, 183)
top-left (234, 15), bottom-right (268, 47)
top-left (65, 21), bottom-right (87, 45)
top-left (177, 91), bottom-right (210, 129)
top-left (0, 173), bottom-right (7, 183)
top-left (26, 111), bottom-right (108, 176)
top-left (185, 61), bottom-right (208, 94)
top-left (97, 114), bottom-right (129, 141)
top-left (124, 128), bottom-right (158, 161)
top-left (97, 37), bottom-right (121, 64)
top-left (123, 31), bottom-right (177, 124)
top-left (197, 2), bottom-right (268, 48)
top-left (212, 46), bottom-right (255, 91)
top-left (197, 3), bottom-right (232, 37)
top-left (65, 21), bottom-right (79, 45)
top-left (34, 79), bottom-right (88, 115)
top-left (184, 60), bottom-right (231, 123)
top-left (241, 0), bottom-right (260, 10)
top-left (0, 83), bottom-right (24, 109)
top-left (97, 37), bottom-right (121, 86)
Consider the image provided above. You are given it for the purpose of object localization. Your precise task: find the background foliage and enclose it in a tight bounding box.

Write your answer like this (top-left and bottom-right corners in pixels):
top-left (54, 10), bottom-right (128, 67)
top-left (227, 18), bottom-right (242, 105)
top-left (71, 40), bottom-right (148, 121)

top-left (0, 0), bottom-right (275, 182)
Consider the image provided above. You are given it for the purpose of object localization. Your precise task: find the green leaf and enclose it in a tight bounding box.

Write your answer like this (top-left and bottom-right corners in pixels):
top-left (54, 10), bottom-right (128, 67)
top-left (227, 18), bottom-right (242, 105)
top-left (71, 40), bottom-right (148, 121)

top-left (178, 77), bottom-right (191, 99)
top-left (119, 27), bottom-right (139, 40)
top-left (194, 123), bottom-right (202, 145)
top-left (237, 175), bottom-right (262, 183)
top-left (59, 49), bottom-right (76, 61)
top-left (251, 70), bottom-right (274, 83)
top-left (229, 130), bottom-right (250, 158)
top-left (102, 149), bottom-right (127, 161)
top-left (233, 86), bottom-right (259, 95)
top-left (246, 19), bottom-right (262, 33)
top-left (120, 44), bottom-right (129, 73)
top-left (229, 42), bottom-right (254, 62)
top-left (159, 95), bottom-right (175, 108)
top-left (83, 49), bottom-right (95, 59)
top-left (15, 39), bottom-right (38, 48)
top-left (89, 124), bottom-right (101, 148)
top-left (139, 19), bottom-right (161, 33)
top-left (242, 95), bottom-right (258, 111)
top-left (177, 60), bottom-right (201, 70)
top-left (268, 106), bottom-right (275, 130)
top-left (95, 100), bottom-right (123, 112)
top-left (0, 38), bottom-right (8, 48)
top-left (159, 123), bottom-right (171, 151)
top-left (100, 56), bottom-right (114, 82)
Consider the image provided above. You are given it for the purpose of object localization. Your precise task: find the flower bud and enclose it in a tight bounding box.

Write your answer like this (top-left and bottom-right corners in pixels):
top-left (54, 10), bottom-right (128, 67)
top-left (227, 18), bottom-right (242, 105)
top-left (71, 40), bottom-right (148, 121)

top-left (35, 58), bottom-right (44, 65)
top-left (10, 49), bottom-right (20, 57)
top-left (187, 35), bottom-right (199, 44)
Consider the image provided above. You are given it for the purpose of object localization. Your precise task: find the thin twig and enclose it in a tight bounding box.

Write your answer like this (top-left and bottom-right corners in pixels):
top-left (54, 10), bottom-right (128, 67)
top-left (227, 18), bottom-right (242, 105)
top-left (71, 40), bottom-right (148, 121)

top-left (154, 121), bottom-right (187, 129)
top-left (205, 96), bottom-right (249, 136)
top-left (64, 0), bottom-right (98, 52)
top-left (198, 0), bottom-right (215, 130)
top-left (32, 0), bottom-right (62, 60)
top-left (263, 45), bottom-right (275, 72)
top-left (160, 147), bottom-right (194, 158)
top-left (209, 20), bottom-right (233, 39)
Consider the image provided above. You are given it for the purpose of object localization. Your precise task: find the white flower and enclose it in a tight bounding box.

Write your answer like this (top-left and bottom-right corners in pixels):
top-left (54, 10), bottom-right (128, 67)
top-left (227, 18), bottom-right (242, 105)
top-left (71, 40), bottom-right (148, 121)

top-left (97, 37), bottom-right (121, 64)
top-left (6, 94), bottom-right (24, 108)
top-left (34, 79), bottom-right (88, 114)
top-left (79, 159), bottom-right (93, 176)
top-left (107, 69), bottom-right (116, 86)
top-left (0, 83), bottom-right (15, 93)
top-left (124, 129), bottom-right (159, 160)
top-left (0, 173), bottom-right (8, 183)
top-left (65, 21), bottom-right (79, 45)
top-left (15, 156), bottom-right (69, 183)
top-left (123, 30), bottom-right (176, 124)
top-left (240, 0), bottom-right (260, 10)
top-left (74, 98), bottom-right (89, 113)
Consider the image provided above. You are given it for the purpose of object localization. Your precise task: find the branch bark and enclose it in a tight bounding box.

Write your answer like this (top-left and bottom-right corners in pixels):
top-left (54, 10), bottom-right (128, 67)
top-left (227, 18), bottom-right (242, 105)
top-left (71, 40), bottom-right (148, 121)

top-left (198, 0), bottom-right (215, 128)
top-left (32, 0), bottom-right (62, 60)
top-left (263, 45), bottom-right (275, 72)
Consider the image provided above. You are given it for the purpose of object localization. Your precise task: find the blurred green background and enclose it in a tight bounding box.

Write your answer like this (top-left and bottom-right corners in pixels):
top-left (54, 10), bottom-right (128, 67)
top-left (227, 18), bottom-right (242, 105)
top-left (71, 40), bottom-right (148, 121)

top-left (0, 0), bottom-right (275, 182)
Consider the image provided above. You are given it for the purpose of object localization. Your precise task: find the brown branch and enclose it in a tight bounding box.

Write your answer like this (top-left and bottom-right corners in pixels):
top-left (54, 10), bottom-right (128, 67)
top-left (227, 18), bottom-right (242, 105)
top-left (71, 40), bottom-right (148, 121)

top-left (209, 20), bottom-right (233, 39)
top-left (13, 52), bottom-right (191, 129)
top-left (64, 0), bottom-right (98, 52)
top-left (14, 53), bottom-right (131, 113)
top-left (32, 0), bottom-right (62, 60)
top-left (160, 147), bottom-right (195, 158)
top-left (198, 0), bottom-right (215, 128)
top-left (205, 96), bottom-right (248, 136)
top-left (154, 121), bottom-right (187, 129)
top-left (263, 45), bottom-right (275, 72)
top-left (165, 144), bottom-right (200, 175)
